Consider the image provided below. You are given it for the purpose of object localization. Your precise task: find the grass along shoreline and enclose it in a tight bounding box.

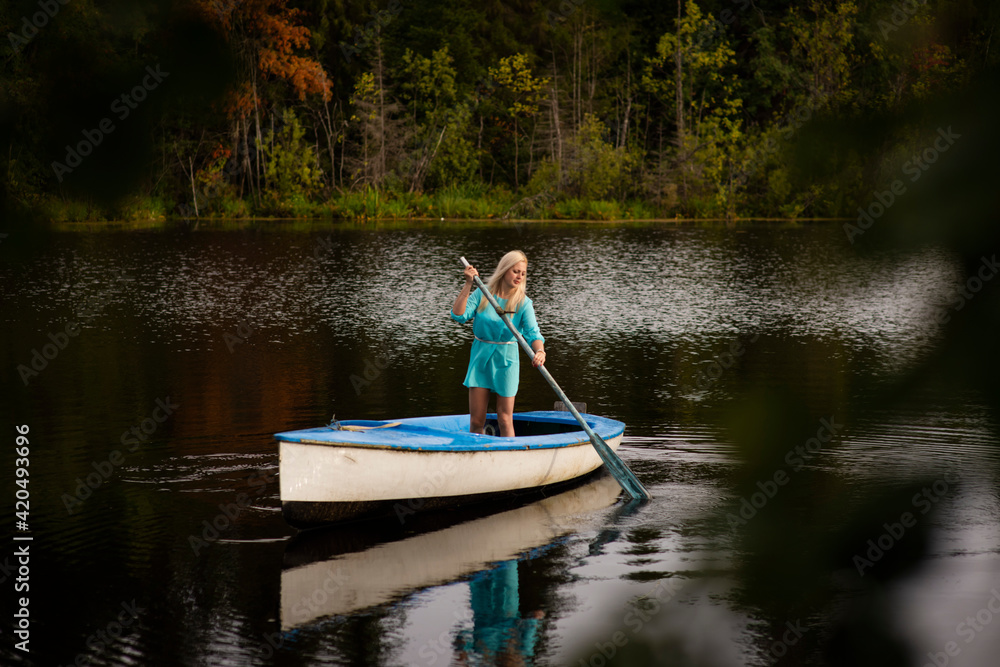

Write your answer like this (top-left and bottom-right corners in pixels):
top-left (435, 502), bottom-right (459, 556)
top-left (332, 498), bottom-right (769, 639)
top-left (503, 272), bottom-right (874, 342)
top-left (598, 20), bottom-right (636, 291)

top-left (26, 185), bottom-right (849, 224)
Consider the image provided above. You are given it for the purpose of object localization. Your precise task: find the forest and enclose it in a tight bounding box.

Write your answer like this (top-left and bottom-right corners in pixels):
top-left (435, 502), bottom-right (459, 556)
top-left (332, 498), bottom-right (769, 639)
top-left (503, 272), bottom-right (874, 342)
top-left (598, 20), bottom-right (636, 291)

top-left (1, 0), bottom-right (996, 221)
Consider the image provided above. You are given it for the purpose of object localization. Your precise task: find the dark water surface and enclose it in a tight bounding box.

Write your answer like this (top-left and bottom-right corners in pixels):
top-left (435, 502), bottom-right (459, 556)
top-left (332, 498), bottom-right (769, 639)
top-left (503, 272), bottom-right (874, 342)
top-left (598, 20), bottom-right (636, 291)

top-left (1, 220), bottom-right (998, 666)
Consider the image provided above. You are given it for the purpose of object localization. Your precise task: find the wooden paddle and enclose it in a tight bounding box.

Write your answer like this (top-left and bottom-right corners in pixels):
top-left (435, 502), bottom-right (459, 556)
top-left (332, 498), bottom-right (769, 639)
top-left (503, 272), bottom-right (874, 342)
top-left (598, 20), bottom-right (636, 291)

top-left (459, 257), bottom-right (651, 501)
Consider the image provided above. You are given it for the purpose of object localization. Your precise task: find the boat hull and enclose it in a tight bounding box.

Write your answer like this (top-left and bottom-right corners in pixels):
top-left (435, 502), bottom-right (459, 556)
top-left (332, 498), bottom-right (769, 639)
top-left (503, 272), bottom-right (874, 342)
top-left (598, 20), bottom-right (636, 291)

top-left (280, 468), bottom-right (613, 527)
top-left (276, 411), bottom-right (625, 526)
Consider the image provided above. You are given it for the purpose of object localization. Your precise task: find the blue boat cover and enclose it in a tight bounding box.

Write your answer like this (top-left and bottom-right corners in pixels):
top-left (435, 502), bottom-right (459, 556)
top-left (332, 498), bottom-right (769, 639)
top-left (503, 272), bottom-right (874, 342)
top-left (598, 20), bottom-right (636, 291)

top-left (273, 411), bottom-right (625, 452)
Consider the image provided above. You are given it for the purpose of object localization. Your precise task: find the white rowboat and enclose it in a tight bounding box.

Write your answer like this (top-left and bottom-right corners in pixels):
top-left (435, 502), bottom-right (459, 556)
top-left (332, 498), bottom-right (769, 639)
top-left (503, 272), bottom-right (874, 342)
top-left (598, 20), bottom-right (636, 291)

top-left (274, 411), bottom-right (626, 527)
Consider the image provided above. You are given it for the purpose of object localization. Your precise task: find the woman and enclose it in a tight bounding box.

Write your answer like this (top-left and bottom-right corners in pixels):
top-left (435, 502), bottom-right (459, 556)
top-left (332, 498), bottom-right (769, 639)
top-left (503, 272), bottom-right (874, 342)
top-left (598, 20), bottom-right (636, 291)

top-left (451, 250), bottom-right (546, 437)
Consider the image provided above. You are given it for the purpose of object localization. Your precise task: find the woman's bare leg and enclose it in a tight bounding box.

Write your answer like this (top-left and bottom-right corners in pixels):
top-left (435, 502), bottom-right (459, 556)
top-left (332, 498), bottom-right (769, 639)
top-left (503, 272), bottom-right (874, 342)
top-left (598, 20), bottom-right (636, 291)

top-left (469, 387), bottom-right (490, 434)
top-left (496, 395), bottom-right (515, 437)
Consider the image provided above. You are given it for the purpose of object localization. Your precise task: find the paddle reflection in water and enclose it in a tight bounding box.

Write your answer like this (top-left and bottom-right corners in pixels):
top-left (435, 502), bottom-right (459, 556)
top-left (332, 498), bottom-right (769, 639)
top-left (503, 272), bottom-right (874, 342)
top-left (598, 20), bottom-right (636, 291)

top-left (280, 473), bottom-right (623, 659)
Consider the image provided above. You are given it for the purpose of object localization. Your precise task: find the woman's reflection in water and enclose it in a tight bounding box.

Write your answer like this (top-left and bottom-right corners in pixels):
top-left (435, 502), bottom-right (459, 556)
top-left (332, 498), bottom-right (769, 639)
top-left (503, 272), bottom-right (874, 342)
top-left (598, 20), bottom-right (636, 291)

top-left (454, 559), bottom-right (544, 666)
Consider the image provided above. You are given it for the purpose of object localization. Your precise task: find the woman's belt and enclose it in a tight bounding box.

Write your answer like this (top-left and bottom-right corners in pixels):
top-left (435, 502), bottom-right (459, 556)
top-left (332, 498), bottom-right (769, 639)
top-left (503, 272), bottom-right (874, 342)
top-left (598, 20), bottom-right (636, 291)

top-left (474, 335), bottom-right (516, 345)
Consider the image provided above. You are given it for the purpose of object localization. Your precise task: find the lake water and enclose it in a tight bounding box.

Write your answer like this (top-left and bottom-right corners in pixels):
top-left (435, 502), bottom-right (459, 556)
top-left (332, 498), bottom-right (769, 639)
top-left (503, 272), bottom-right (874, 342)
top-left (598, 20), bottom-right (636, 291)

top-left (1, 220), bottom-right (998, 666)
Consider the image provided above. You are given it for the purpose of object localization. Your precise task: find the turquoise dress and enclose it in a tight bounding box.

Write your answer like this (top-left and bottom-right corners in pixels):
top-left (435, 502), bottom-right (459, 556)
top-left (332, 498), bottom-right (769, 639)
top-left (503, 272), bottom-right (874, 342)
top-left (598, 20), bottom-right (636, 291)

top-left (450, 289), bottom-right (544, 397)
top-left (457, 560), bottom-right (541, 662)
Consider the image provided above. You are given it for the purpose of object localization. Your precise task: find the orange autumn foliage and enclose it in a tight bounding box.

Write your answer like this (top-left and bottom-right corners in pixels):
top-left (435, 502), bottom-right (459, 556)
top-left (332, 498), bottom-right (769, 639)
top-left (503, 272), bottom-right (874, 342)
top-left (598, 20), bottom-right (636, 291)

top-left (255, 11), bottom-right (331, 100)
top-left (196, 0), bottom-right (332, 114)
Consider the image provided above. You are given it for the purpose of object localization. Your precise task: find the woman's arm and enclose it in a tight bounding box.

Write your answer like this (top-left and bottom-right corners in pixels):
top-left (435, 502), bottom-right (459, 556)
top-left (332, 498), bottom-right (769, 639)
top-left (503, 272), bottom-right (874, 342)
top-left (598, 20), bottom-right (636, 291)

top-left (520, 298), bottom-right (546, 367)
top-left (451, 264), bottom-right (479, 318)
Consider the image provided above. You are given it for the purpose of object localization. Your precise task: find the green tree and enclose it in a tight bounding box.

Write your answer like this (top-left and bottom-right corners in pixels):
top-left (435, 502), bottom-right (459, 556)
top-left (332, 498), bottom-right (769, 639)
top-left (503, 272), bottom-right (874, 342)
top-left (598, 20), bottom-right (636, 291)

top-left (397, 46), bottom-right (460, 190)
top-left (643, 0), bottom-right (743, 214)
top-left (263, 109), bottom-right (321, 204)
top-left (425, 104), bottom-right (479, 189)
top-left (788, 1), bottom-right (858, 107)
top-left (347, 44), bottom-right (406, 190)
top-left (564, 114), bottom-right (641, 201)
top-left (487, 54), bottom-right (548, 189)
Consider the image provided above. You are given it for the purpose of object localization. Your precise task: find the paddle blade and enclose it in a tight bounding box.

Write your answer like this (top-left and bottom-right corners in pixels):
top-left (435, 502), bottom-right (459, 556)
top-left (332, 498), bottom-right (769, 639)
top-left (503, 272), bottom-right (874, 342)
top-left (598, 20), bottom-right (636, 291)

top-left (589, 432), bottom-right (651, 501)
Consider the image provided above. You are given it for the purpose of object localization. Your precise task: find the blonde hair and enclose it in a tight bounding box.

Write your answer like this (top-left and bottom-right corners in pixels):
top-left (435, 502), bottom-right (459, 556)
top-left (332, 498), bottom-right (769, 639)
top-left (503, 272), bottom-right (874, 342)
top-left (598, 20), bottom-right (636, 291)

top-left (477, 250), bottom-right (529, 314)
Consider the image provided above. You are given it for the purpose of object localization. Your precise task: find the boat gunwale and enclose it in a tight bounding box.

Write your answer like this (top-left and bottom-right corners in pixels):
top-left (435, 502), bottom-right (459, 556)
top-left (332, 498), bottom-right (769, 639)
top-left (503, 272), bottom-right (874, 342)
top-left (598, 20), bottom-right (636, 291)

top-left (288, 436), bottom-right (598, 451)
top-left (274, 411), bottom-right (624, 452)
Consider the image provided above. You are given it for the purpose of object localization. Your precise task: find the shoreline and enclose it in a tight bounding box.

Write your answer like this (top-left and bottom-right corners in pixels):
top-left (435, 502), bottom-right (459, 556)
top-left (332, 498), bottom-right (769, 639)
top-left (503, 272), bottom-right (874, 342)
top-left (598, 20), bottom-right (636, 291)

top-left (40, 215), bottom-right (853, 229)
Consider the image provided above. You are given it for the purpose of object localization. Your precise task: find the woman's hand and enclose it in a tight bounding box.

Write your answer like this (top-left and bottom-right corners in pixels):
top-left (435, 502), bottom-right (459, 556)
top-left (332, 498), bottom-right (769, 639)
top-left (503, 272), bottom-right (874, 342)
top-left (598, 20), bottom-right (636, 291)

top-left (453, 264), bottom-right (479, 316)
top-left (532, 348), bottom-right (546, 368)
top-left (463, 264), bottom-right (479, 285)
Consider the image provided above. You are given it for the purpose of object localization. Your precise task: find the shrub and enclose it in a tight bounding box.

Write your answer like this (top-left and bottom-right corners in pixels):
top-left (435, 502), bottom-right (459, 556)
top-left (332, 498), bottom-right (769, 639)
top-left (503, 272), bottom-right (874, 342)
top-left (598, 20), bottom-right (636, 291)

top-left (263, 109), bottom-right (322, 202)
top-left (564, 115), bottom-right (642, 201)
top-left (586, 200), bottom-right (622, 220)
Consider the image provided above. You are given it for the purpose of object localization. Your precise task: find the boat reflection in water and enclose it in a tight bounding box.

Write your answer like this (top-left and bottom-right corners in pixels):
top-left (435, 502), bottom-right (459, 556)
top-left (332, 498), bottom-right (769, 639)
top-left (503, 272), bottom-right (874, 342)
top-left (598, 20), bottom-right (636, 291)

top-left (280, 472), bottom-right (624, 660)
